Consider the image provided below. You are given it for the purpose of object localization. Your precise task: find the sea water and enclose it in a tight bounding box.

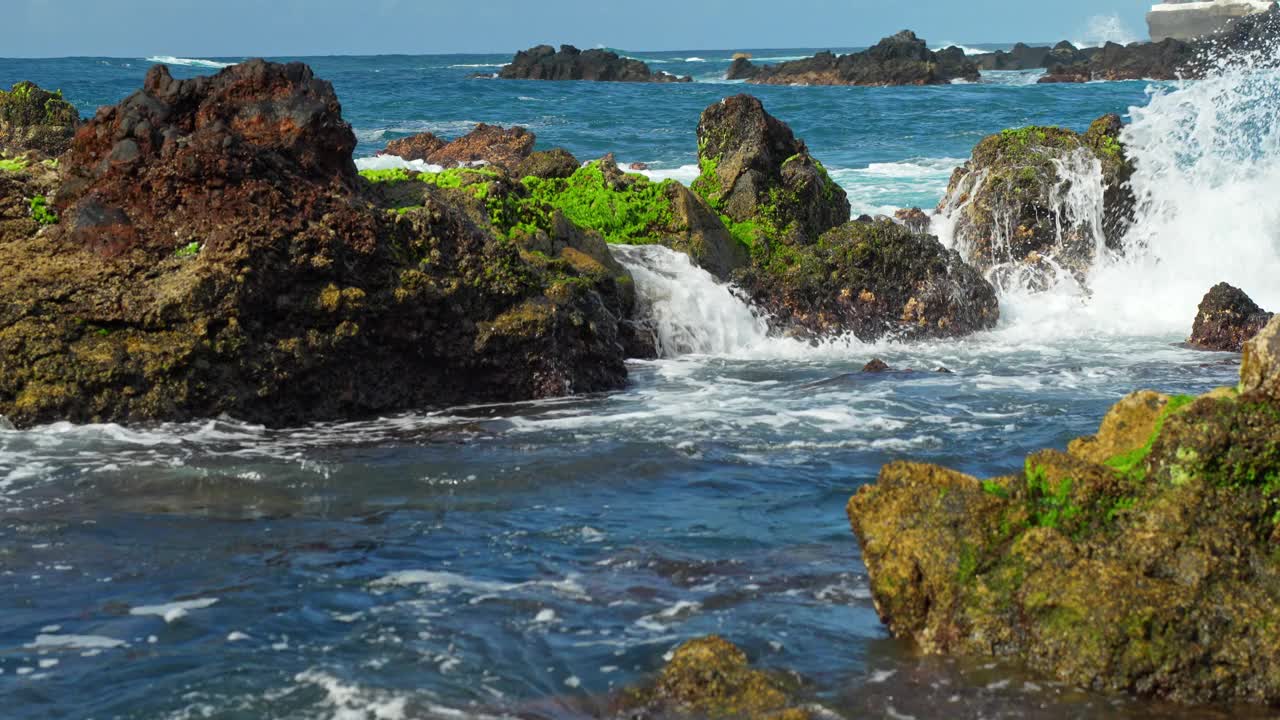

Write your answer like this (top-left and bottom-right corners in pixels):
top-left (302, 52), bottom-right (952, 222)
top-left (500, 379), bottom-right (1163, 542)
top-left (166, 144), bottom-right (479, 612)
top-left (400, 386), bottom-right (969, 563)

top-left (0, 47), bottom-right (1277, 718)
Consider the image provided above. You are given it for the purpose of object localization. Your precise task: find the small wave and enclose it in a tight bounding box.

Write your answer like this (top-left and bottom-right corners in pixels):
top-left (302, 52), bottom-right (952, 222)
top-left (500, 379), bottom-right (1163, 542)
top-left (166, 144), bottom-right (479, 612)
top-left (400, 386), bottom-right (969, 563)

top-left (448, 63), bottom-right (504, 69)
top-left (145, 56), bottom-right (234, 69)
top-left (683, 57), bottom-right (707, 63)
top-left (931, 44), bottom-right (989, 56)
top-left (354, 155), bottom-right (444, 173)
top-left (631, 163), bottom-right (700, 185)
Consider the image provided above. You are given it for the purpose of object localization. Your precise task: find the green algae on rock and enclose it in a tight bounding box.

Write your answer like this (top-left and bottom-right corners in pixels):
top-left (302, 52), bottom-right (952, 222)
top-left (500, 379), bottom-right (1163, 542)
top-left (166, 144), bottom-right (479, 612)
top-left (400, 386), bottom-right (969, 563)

top-left (848, 319), bottom-right (1280, 704)
top-left (614, 636), bottom-right (812, 720)
top-left (0, 81), bottom-right (81, 157)
top-left (0, 60), bottom-right (635, 428)
top-left (735, 218), bottom-right (999, 342)
top-left (937, 114), bottom-right (1135, 287)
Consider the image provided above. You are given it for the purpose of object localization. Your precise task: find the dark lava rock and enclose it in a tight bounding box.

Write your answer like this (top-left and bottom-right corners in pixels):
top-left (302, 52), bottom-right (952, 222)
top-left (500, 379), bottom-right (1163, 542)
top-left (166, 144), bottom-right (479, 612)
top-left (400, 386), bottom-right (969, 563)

top-left (1037, 63), bottom-right (1095, 83)
top-left (381, 123), bottom-right (535, 172)
top-left (0, 60), bottom-right (634, 428)
top-left (516, 148), bottom-right (581, 180)
top-left (747, 31), bottom-right (980, 86)
top-left (936, 115), bottom-right (1135, 283)
top-left (972, 42), bottom-right (1053, 71)
top-left (726, 55), bottom-right (760, 81)
top-left (735, 219), bottom-right (999, 343)
top-left (498, 44), bottom-right (692, 83)
top-left (1188, 282), bottom-right (1274, 352)
top-left (893, 207), bottom-right (931, 234)
top-left (848, 345), bottom-right (1280, 704)
top-left (612, 636), bottom-right (812, 720)
top-left (692, 94), bottom-right (849, 247)
top-left (0, 81), bottom-right (81, 157)
top-left (862, 359), bottom-right (891, 373)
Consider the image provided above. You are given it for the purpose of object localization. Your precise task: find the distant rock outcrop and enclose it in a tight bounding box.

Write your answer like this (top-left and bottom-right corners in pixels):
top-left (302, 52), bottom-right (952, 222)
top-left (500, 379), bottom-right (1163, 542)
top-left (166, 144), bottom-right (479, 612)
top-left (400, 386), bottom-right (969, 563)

top-left (1188, 283), bottom-right (1274, 351)
top-left (744, 31), bottom-right (980, 86)
top-left (498, 45), bottom-right (692, 83)
top-left (971, 41), bottom-right (1099, 71)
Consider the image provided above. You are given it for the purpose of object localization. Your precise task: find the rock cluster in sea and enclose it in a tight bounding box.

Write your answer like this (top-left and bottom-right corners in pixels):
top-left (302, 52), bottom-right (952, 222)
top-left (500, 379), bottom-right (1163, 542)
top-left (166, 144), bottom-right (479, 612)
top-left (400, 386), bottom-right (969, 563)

top-left (1188, 282), bottom-right (1275, 352)
top-left (498, 44), bottom-right (691, 83)
top-left (729, 31), bottom-right (979, 86)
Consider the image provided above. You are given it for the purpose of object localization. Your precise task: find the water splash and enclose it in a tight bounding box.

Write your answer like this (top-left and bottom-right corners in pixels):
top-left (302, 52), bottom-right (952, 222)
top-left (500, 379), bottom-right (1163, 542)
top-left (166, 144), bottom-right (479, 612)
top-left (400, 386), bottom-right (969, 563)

top-left (1073, 14), bottom-right (1140, 48)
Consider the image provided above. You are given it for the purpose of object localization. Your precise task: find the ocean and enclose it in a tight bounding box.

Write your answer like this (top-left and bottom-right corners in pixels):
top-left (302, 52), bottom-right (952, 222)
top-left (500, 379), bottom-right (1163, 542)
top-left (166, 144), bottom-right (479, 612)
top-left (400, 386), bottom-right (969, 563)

top-left (1, 48), bottom-right (1277, 719)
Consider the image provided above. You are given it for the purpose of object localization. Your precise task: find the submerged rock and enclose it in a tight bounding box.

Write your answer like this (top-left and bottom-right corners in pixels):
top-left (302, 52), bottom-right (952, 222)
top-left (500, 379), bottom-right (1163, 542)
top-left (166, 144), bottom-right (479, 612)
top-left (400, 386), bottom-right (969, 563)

top-left (614, 636), bottom-right (812, 720)
top-left (498, 45), bottom-right (691, 83)
top-left (0, 60), bottom-right (634, 427)
top-left (746, 31), bottom-right (980, 86)
top-left (847, 339), bottom-right (1280, 704)
top-left (1188, 282), bottom-right (1274, 352)
top-left (692, 94), bottom-right (849, 249)
top-left (735, 219), bottom-right (999, 342)
top-left (936, 115), bottom-right (1135, 285)
top-left (0, 81), bottom-right (81, 157)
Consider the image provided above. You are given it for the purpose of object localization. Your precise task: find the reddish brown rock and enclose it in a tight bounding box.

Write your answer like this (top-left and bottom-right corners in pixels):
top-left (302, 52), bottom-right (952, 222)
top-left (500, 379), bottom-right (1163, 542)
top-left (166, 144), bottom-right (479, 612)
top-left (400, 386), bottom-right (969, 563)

top-left (381, 132), bottom-right (446, 162)
top-left (381, 123), bottom-right (535, 172)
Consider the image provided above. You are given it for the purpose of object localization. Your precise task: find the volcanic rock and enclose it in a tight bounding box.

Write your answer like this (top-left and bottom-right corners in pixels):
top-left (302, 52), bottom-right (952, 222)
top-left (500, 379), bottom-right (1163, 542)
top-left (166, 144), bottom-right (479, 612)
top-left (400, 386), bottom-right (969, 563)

top-left (735, 219), bottom-right (999, 342)
top-left (848, 351), bottom-right (1280, 704)
top-left (0, 81), bottom-right (81, 157)
top-left (381, 124), bottom-right (535, 172)
top-left (746, 31), bottom-right (980, 86)
top-left (1187, 282), bottom-right (1274, 351)
top-left (692, 94), bottom-right (849, 248)
top-left (935, 114), bottom-right (1135, 284)
top-left (0, 60), bottom-right (634, 427)
top-left (498, 45), bottom-right (692, 83)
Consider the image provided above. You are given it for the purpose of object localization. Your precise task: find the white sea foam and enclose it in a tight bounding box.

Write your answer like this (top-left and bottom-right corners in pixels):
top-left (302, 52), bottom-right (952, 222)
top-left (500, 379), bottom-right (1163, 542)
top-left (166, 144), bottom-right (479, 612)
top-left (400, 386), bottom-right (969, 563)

top-left (631, 163), bottom-right (700, 185)
top-left (293, 670), bottom-right (410, 720)
top-left (354, 155), bottom-right (444, 173)
top-left (1073, 14), bottom-right (1140, 48)
top-left (26, 634), bottom-right (126, 650)
top-left (931, 43), bottom-right (989, 56)
top-left (130, 597), bottom-right (219, 623)
top-left (145, 56), bottom-right (234, 69)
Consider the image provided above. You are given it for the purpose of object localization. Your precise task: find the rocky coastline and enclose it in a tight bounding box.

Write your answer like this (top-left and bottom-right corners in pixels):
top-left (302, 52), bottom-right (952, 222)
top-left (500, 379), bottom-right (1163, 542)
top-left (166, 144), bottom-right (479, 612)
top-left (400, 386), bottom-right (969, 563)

top-left (730, 31), bottom-right (980, 86)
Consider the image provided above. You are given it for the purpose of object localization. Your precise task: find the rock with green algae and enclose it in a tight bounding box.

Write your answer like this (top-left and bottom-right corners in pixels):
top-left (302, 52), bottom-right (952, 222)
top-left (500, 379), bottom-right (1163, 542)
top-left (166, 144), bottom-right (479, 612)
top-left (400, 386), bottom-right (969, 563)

top-left (614, 636), bottom-right (813, 720)
top-left (936, 114), bottom-right (1135, 286)
top-left (847, 335), bottom-right (1280, 704)
top-left (692, 94), bottom-right (850, 250)
top-left (734, 218), bottom-right (999, 342)
top-left (0, 153), bottom-right (60, 244)
top-left (0, 60), bottom-right (634, 428)
top-left (0, 81), bottom-right (81, 157)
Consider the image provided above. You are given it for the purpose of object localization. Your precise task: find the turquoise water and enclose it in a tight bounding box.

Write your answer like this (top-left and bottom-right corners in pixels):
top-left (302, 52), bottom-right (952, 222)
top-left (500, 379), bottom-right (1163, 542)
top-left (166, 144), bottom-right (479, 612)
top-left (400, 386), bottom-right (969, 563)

top-left (0, 53), bottom-right (1274, 719)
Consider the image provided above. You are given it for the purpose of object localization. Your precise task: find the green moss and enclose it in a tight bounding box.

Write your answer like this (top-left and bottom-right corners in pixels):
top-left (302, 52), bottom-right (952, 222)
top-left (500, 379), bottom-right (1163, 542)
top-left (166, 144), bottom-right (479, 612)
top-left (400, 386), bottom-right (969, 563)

top-left (0, 157), bottom-right (28, 172)
top-left (0, 82), bottom-right (79, 126)
top-left (174, 241), bottom-right (201, 258)
top-left (28, 195), bottom-right (57, 225)
top-left (1104, 394), bottom-right (1196, 481)
top-left (520, 162), bottom-right (676, 244)
top-left (1024, 460), bottom-right (1080, 529)
top-left (982, 479), bottom-right (1011, 500)
top-left (359, 167), bottom-right (415, 184)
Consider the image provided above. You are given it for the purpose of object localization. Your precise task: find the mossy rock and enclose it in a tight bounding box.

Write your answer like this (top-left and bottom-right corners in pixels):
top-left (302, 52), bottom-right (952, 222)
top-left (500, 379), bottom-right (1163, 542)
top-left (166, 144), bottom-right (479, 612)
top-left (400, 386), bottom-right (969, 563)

top-left (848, 344), bottom-right (1280, 704)
top-left (615, 636), bottom-right (812, 720)
top-left (938, 114), bottom-right (1134, 286)
top-left (0, 81), bottom-right (81, 157)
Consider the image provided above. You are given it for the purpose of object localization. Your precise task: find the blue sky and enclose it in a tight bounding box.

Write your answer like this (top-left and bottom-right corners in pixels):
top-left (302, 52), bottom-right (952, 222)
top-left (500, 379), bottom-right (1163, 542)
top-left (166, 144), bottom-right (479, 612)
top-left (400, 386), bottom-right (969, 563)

top-left (9, 0), bottom-right (1153, 57)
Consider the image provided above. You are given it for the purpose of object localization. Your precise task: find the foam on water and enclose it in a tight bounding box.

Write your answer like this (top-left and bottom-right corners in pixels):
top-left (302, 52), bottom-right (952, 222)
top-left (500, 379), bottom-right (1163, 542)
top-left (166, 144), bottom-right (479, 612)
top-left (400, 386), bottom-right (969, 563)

top-left (1073, 14), bottom-right (1140, 48)
top-left (145, 56), bottom-right (234, 69)
top-left (354, 155), bottom-right (445, 173)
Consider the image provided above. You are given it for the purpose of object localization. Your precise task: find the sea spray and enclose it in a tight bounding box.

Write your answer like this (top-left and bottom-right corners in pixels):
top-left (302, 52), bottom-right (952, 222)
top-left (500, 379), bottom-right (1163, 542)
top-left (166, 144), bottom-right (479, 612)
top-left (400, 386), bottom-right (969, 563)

top-left (611, 244), bottom-right (772, 357)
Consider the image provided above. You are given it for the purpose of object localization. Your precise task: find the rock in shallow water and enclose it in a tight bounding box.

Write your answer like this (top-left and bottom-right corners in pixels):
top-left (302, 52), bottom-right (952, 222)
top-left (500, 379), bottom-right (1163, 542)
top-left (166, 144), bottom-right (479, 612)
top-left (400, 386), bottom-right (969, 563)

top-left (1188, 282), bottom-right (1274, 352)
top-left (498, 44), bottom-right (691, 83)
top-left (0, 60), bottom-right (633, 428)
top-left (847, 350), bottom-right (1280, 704)
top-left (745, 31), bottom-right (980, 86)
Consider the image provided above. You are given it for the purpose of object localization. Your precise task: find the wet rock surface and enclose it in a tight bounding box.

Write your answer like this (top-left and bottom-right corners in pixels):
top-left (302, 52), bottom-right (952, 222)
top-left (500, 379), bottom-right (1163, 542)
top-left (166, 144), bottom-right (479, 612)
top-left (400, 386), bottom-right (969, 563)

top-left (936, 114), bottom-right (1135, 286)
top-left (847, 341), bottom-right (1280, 704)
top-left (613, 636), bottom-right (813, 720)
top-left (0, 60), bottom-right (634, 427)
top-left (744, 31), bottom-right (980, 86)
top-left (1188, 283), bottom-right (1274, 352)
top-left (499, 44), bottom-right (692, 83)
top-left (736, 219), bottom-right (999, 343)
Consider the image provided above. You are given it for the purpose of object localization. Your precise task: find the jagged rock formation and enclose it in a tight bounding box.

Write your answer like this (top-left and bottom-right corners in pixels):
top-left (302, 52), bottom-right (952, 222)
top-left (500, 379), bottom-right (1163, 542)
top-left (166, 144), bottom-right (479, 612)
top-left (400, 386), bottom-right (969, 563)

top-left (1188, 283), bottom-right (1274, 351)
top-left (935, 115), bottom-right (1136, 287)
top-left (498, 45), bottom-right (692, 83)
top-left (848, 316), bottom-right (1280, 704)
top-left (741, 31), bottom-right (980, 86)
top-left (972, 42), bottom-right (1098, 71)
top-left (0, 60), bottom-right (636, 428)
top-left (381, 123), bottom-right (536, 172)
top-left (0, 81), bottom-right (81, 157)
top-left (1148, 0), bottom-right (1277, 42)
